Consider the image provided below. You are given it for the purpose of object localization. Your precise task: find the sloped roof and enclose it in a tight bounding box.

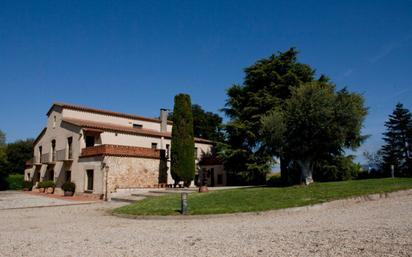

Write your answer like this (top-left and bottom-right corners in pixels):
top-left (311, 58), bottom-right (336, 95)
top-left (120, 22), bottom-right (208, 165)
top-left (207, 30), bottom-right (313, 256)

top-left (33, 127), bottom-right (47, 146)
top-left (62, 117), bottom-right (214, 144)
top-left (47, 102), bottom-right (173, 125)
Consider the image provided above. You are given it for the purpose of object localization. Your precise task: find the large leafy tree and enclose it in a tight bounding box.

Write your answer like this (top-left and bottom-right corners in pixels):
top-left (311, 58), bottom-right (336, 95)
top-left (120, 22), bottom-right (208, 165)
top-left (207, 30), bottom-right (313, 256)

top-left (5, 138), bottom-right (34, 175)
top-left (261, 82), bottom-right (367, 184)
top-left (380, 103), bottom-right (412, 176)
top-left (168, 104), bottom-right (224, 142)
top-left (171, 94), bottom-right (195, 187)
top-left (191, 104), bottom-right (224, 142)
top-left (221, 48), bottom-right (321, 184)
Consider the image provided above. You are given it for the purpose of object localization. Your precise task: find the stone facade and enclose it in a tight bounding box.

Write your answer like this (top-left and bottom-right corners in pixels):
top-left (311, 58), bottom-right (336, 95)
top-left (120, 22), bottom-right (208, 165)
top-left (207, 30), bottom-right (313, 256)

top-left (104, 156), bottom-right (164, 193)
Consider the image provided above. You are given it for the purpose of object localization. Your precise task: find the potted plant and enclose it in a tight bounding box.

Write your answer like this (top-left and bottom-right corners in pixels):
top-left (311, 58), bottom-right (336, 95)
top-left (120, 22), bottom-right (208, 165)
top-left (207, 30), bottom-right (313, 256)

top-left (23, 181), bottom-right (33, 191)
top-left (198, 169), bottom-right (209, 193)
top-left (62, 181), bottom-right (76, 196)
top-left (42, 180), bottom-right (55, 194)
top-left (37, 181), bottom-right (45, 193)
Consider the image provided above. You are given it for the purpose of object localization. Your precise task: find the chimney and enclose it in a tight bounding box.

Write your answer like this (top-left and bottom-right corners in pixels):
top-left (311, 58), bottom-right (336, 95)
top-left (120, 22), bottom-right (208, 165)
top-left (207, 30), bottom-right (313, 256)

top-left (160, 108), bottom-right (168, 132)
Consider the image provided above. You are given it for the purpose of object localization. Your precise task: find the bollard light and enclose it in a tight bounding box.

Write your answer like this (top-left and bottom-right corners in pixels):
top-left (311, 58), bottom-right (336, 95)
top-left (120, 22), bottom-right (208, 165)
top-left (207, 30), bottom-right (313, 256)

top-left (181, 192), bottom-right (188, 215)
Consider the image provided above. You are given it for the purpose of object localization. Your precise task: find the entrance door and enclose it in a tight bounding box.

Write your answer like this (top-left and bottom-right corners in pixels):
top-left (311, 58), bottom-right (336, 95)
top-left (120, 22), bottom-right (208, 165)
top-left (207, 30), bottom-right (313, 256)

top-left (86, 170), bottom-right (94, 191)
top-left (210, 168), bottom-right (215, 187)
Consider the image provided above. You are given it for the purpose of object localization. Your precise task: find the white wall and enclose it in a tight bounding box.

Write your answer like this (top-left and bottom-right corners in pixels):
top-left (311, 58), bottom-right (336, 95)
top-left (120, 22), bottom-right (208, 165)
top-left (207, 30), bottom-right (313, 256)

top-left (62, 108), bottom-right (172, 132)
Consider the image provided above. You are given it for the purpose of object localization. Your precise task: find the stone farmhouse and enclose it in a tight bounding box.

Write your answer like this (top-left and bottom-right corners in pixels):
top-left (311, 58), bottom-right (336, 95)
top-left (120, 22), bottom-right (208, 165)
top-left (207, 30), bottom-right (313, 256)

top-left (24, 103), bottom-right (226, 199)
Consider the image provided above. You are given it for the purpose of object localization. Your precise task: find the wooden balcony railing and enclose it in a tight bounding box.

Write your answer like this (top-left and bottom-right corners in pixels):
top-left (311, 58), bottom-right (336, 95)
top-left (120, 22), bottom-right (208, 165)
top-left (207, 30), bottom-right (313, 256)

top-left (81, 144), bottom-right (163, 159)
top-left (56, 148), bottom-right (74, 161)
top-left (56, 149), bottom-right (66, 161)
top-left (41, 153), bottom-right (50, 163)
top-left (33, 155), bottom-right (41, 164)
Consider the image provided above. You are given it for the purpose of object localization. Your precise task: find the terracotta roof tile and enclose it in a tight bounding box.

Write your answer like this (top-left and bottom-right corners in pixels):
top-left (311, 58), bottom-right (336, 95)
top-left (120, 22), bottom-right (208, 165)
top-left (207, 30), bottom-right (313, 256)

top-left (48, 102), bottom-right (173, 125)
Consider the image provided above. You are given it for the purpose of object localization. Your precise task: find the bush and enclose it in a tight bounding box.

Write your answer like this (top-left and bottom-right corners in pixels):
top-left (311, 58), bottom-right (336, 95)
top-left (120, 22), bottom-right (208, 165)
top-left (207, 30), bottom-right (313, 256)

top-left (313, 155), bottom-right (361, 182)
top-left (37, 181), bottom-right (43, 188)
top-left (23, 180), bottom-right (33, 190)
top-left (38, 180), bottom-right (55, 188)
top-left (61, 181), bottom-right (76, 192)
top-left (6, 174), bottom-right (24, 190)
top-left (357, 170), bottom-right (386, 180)
top-left (266, 174), bottom-right (283, 187)
top-left (0, 170), bottom-right (8, 190)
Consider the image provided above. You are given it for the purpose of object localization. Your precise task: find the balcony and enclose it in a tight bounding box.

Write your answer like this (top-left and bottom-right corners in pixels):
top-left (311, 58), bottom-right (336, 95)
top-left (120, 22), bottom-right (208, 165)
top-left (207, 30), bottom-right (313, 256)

top-left (80, 144), bottom-right (163, 159)
top-left (33, 155), bottom-right (42, 165)
top-left (56, 148), bottom-right (74, 162)
top-left (41, 153), bottom-right (55, 164)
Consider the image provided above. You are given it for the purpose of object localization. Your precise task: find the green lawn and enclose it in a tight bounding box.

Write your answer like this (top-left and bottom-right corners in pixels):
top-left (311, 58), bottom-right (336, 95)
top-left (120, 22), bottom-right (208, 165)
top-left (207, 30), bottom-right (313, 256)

top-left (113, 178), bottom-right (412, 216)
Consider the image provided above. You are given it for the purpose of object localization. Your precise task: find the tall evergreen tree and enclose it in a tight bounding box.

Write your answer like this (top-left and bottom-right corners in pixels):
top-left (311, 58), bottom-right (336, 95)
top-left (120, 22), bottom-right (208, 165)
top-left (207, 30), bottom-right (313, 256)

top-left (381, 103), bottom-right (412, 176)
top-left (171, 94), bottom-right (195, 187)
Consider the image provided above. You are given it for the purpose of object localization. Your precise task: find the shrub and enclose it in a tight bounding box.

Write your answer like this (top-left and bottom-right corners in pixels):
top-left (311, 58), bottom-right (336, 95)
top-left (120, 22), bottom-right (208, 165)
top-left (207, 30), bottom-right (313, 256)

top-left (313, 155), bottom-right (361, 182)
top-left (38, 180), bottom-right (55, 188)
top-left (23, 180), bottom-right (33, 190)
top-left (357, 170), bottom-right (386, 180)
top-left (37, 181), bottom-right (44, 188)
top-left (266, 174), bottom-right (283, 187)
top-left (6, 174), bottom-right (24, 190)
top-left (61, 181), bottom-right (76, 192)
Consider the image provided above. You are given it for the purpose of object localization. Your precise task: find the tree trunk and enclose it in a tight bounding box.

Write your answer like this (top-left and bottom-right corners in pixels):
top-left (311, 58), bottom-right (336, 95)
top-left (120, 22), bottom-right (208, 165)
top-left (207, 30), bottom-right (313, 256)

top-left (297, 159), bottom-right (314, 185)
top-left (280, 157), bottom-right (289, 185)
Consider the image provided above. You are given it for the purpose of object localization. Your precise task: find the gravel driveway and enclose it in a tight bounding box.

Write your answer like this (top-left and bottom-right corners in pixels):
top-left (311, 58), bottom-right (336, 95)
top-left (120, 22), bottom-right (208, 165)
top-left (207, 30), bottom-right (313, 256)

top-left (0, 192), bottom-right (411, 257)
top-left (0, 191), bottom-right (94, 210)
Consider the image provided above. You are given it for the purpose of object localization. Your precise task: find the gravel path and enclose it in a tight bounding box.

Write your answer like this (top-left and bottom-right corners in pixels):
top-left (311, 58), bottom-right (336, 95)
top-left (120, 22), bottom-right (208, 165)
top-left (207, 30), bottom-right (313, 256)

top-left (0, 192), bottom-right (411, 257)
top-left (0, 191), bottom-right (93, 210)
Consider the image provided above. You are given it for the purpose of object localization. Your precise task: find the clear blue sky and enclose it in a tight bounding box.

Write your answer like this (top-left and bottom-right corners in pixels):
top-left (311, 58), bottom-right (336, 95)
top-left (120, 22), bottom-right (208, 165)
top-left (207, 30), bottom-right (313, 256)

top-left (1, 0), bottom-right (411, 163)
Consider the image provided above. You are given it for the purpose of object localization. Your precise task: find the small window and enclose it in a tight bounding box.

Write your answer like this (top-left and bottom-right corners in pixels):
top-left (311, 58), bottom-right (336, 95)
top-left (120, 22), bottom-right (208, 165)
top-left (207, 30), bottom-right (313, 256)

top-left (67, 137), bottom-right (73, 159)
top-left (151, 143), bottom-right (158, 149)
top-left (38, 146), bottom-right (42, 163)
top-left (217, 174), bottom-right (223, 185)
top-left (65, 171), bottom-right (71, 182)
top-left (86, 170), bottom-right (94, 191)
top-left (85, 136), bottom-right (95, 147)
top-left (53, 116), bottom-right (56, 128)
top-left (48, 170), bottom-right (55, 181)
top-left (194, 147), bottom-right (198, 159)
top-left (166, 144), bottom-right (170, 158)
top-left (133, 123), bottom-right (143, 129)
top-left (51, 140), bottom-right (56, 162)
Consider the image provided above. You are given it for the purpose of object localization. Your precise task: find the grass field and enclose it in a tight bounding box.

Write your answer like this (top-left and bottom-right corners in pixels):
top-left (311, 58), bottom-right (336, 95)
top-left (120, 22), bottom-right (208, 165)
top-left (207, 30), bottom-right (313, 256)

top-left (113, 178), bottom-right (412, 216)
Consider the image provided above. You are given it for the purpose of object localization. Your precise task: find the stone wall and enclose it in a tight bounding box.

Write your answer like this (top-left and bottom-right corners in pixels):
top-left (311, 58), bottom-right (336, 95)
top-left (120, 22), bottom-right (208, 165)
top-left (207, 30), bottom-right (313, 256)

top-left (104, 156), bottom-right (162, 192)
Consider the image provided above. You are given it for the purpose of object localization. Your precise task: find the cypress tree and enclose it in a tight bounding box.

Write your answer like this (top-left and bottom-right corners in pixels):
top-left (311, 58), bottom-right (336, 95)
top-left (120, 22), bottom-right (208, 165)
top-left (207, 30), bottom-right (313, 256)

top-left (171, 94), bottom-right (195, 187)
top-left (381, 103), bottom-right (412, 176)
